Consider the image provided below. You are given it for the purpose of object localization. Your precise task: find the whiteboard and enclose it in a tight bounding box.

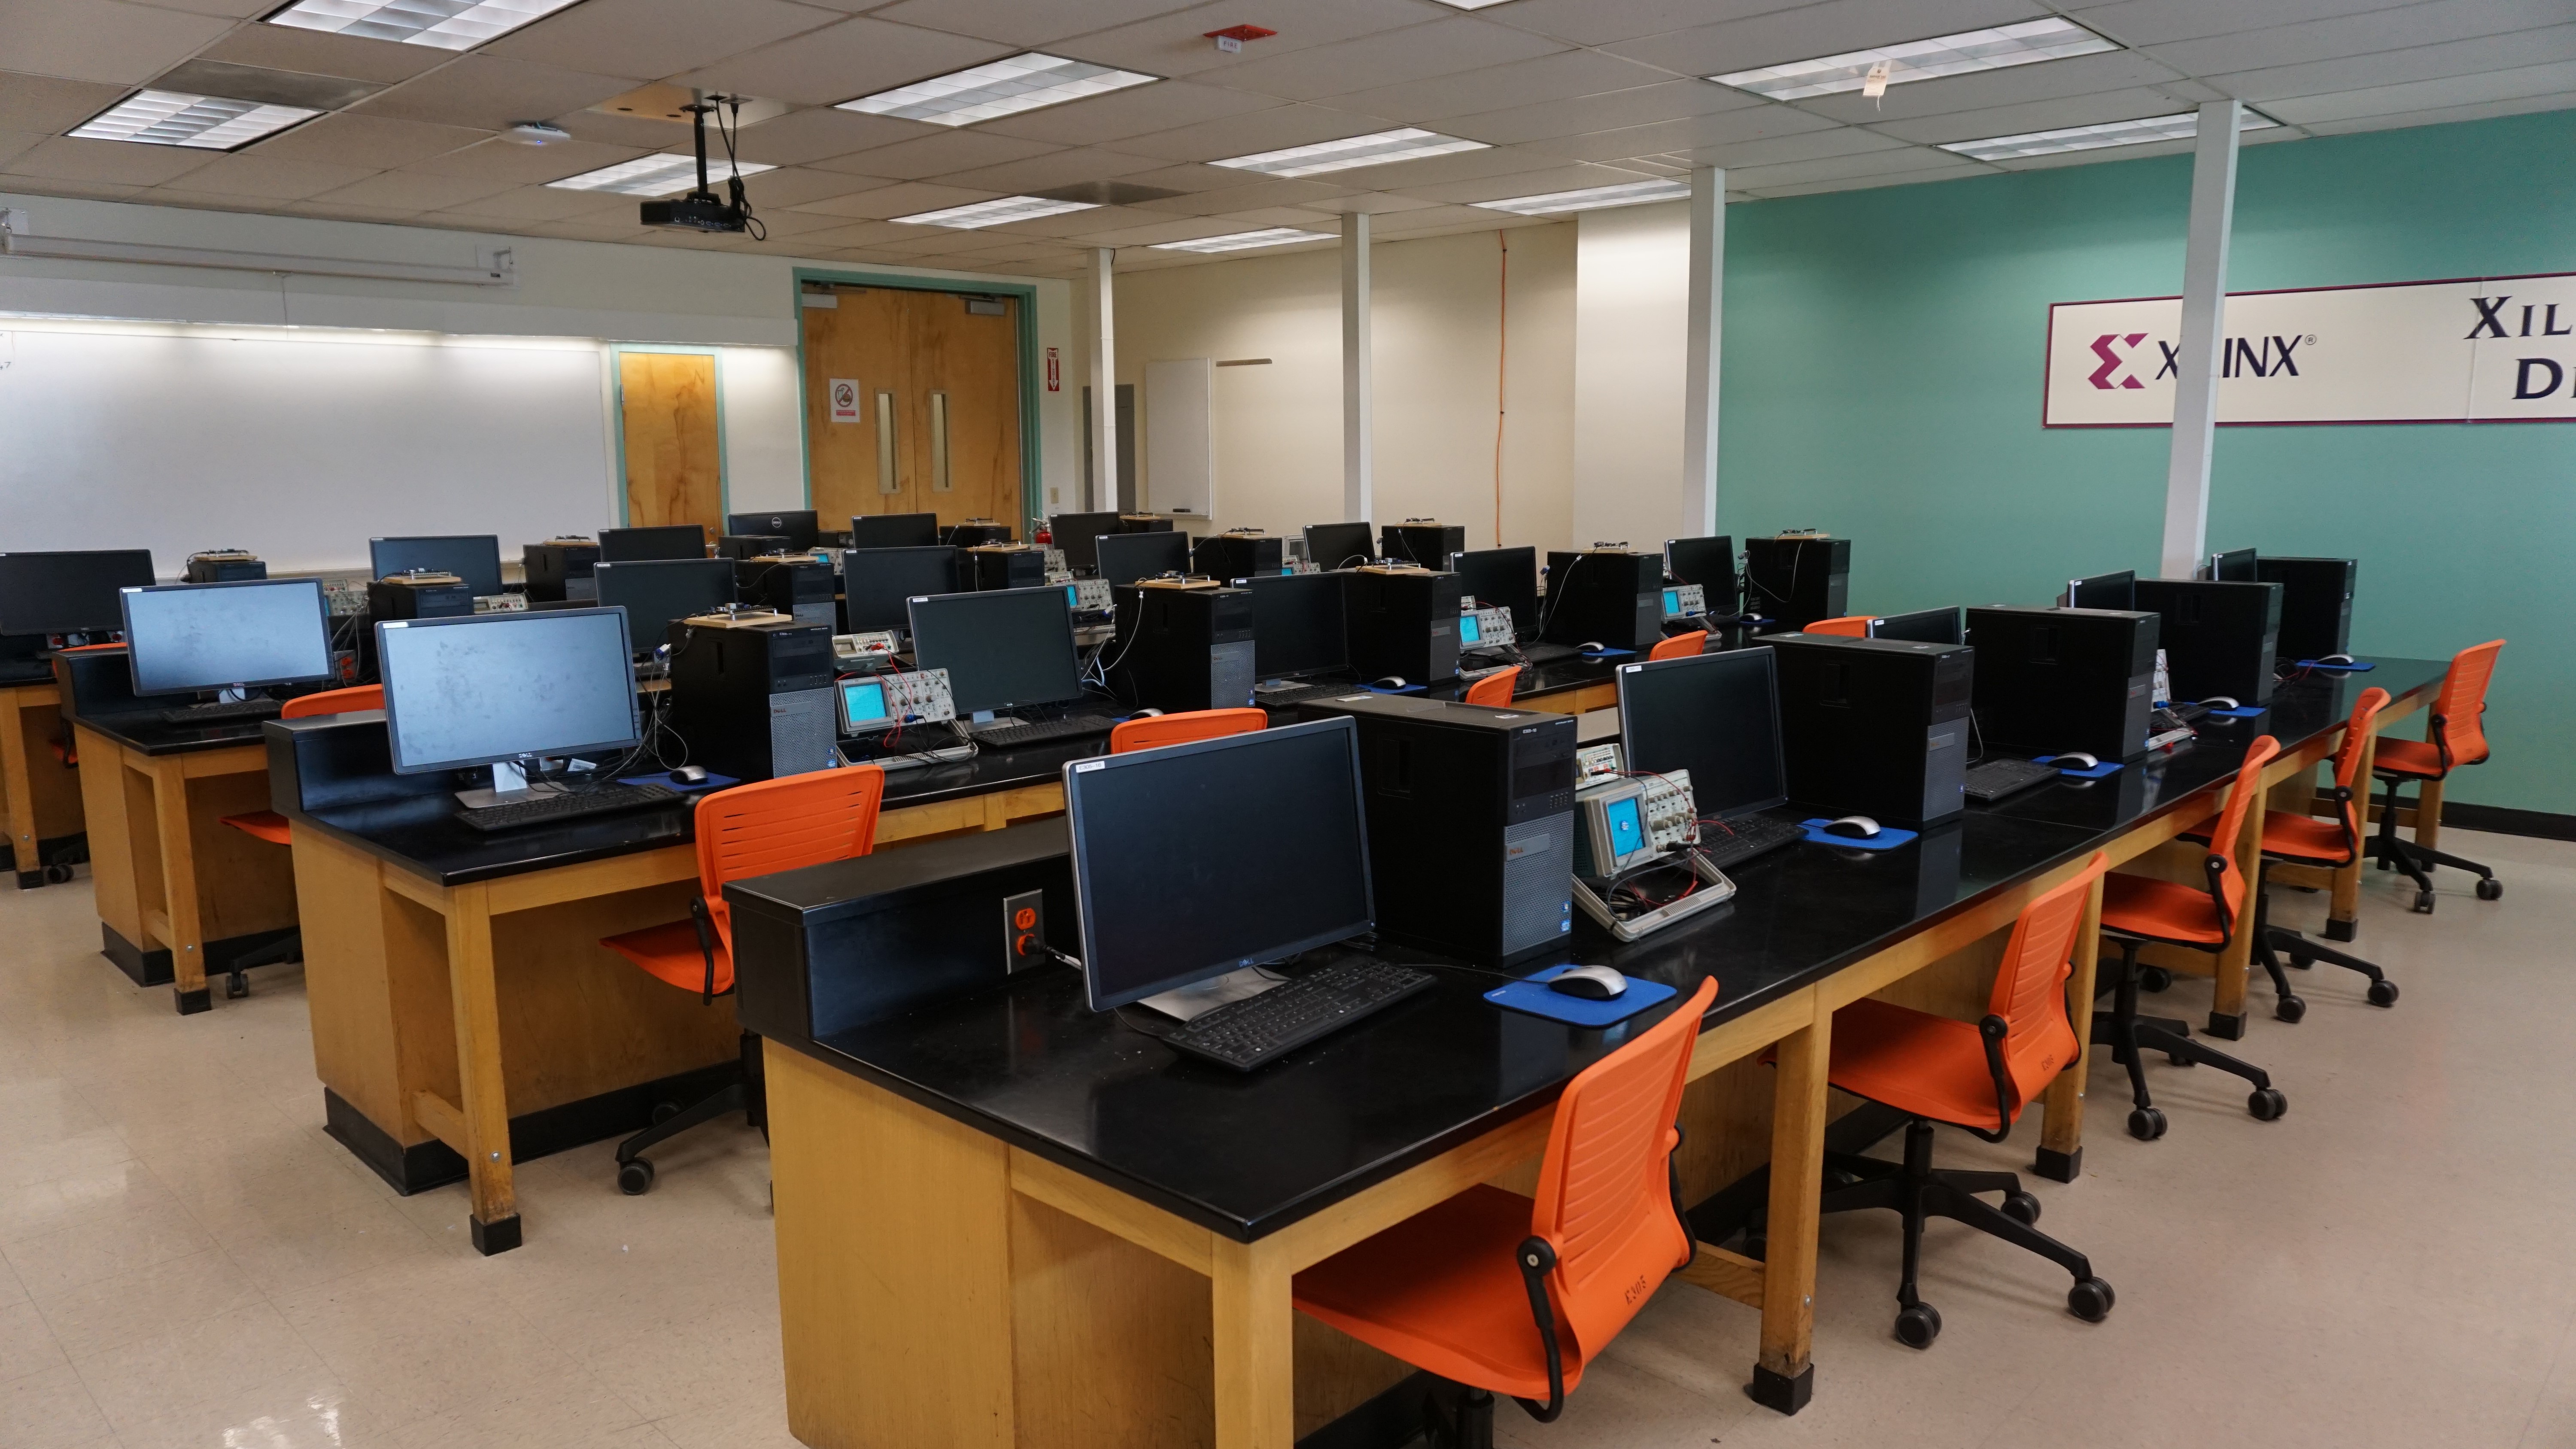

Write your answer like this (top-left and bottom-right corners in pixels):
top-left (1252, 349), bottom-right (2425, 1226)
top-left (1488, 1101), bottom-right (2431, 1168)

top-left (1143, 357), bottom-right (1212, 520)
top-left (0, 327), bottom-right (614, 578)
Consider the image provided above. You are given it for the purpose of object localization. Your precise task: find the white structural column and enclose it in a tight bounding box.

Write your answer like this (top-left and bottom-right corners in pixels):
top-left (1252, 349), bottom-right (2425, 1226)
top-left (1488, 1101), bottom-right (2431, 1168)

top-left (1088, 246), bottom-right (1116, 512)
top-left (1680, 166), bottom-right (1726, 538)
top-left (2160, 100), bottom-right (2242, 578)
top-left (1341, 211), bottom-right (1373, 522)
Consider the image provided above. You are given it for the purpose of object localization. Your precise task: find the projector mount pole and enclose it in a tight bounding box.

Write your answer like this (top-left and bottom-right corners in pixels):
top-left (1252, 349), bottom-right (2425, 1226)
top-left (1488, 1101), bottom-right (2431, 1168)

top-left (684, 93), bottom-right (717, 207)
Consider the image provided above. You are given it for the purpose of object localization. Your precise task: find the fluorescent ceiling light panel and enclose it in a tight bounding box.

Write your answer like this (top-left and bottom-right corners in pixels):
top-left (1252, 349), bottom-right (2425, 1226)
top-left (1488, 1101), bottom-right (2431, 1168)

top-left (839, 53), bottom-right (1158, 127)
top-left (1212, 128), bottom-right (1488, 179)
top-left (1476, 177), bottom-right (1691, 215)
top-left (1713, 18), bottom-right (2118, 101)
top-left (546, 154), bottom-right (776, 196)
top-left (1427, 0), bottom-right (1519, 8)
top-left (70, 90), bottom-right (318, 150)
top-left (894, 195), bottom-right (1100, 229)
top-left (1151, 227), bottom-right (1337, 253)
top-left (265, 0), bottom-right (583, 51)
top-left (1941, 109), bottom-right (2277, 162)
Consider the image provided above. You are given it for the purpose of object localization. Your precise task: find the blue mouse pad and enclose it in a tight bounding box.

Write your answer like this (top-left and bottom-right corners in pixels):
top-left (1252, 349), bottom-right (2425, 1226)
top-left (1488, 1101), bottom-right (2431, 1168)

top-left (2297, 659), bottom-right (2374, 671)
top-left (2201, 705), bottom-right (2269, 719)
top-left (1486, 966), bottom-right (1677, 1027)
top-left (619, 770), bottom-right (739, 793)
top-left (1578, 647), bottom-right (1637, 660)
top-left (1361, 682), bottom-right (1429, 694)
top-left (2037, 756), bottom-right (2124, 779)
top-left (1797, 819), bottom-right (1919, 850)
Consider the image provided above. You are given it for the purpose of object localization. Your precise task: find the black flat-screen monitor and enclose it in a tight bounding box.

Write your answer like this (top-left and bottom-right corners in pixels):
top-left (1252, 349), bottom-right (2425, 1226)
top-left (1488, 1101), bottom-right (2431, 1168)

top-left (1870, 606), bottom-right (1964, 647)
top-left (1049, 512), bottom-right (1124, 573)
top-left (2065, 570), bottom-right (2136, 610)
top-left (0, 550), bottom-right (157, 635)
top-left (591, 559), bottom-right (735, 653)
top-left (726, 510), bottom-right (819, 551)
top-left (377, 608), bottom-right (639, 775)
top-left (598, 525), bottom-right (707, 562)
top-left (1665, 536), bottom-right (1738, 598)
top-left (2208, 548), bottom-right (2258, 583)
top-left (1450, 546), bottom-right (1537, 636)
top-left (371, 535), bottom-right (503, 597)
top-left (1246, 571), bottom-right (1347, 678)
top-left (120, 579), bottom-right (331, 695)
top-left (908, 585), bottom-right (1083, 714)
top-left (850, 513), bottom-right (939, 550)
top-left (844, 547), bottom-right (960, 632)
top-left (1617, 647), bottom-right (1786, 817)
top-left (1066, 717), bottom-right (1373, 1011)
top-left (1304, 521), bottom-right (1376, 572)
top-left (1096, 531), bottom-right (1189, 586)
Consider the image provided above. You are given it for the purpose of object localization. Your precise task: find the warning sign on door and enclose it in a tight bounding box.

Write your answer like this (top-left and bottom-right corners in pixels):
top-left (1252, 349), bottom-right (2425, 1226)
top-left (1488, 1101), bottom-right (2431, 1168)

top-left (829, 378), bottom-right (862, 422)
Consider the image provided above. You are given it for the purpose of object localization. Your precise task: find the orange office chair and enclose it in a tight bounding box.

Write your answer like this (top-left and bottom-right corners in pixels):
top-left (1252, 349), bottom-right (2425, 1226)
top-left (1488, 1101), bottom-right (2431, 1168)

top-left (1646, 631), bottom-right (1707, 662)
top-left (2095, 737), bottom-right (2287, 1141)
top-left (1807, 615), bottom-right (1872, 637)
top-left (1294, 977), bottom-right (1716, 1448)
top-left (598, 767), bottom-right (886, 1194)
top-left (1801, 853), bottom-right (2117, 1348)
top-left (203, 685), bottom-right (386, 999)
top-left (1462, 665), bottom-right (1519, 707)
top-left (1107, 707), bottom-right (1266, 754)
top-left (2368, 639), bottom-right (2505, 912)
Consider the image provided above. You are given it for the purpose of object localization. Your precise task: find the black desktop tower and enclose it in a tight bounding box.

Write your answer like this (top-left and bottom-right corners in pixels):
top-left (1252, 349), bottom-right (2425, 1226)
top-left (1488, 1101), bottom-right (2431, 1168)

top-left (947, 520), bottom-right (1013, 548)
top-left (664, 614), bottom-right (838, 782)
top-left (1381, 521), bottom-right (1465, 569)
top-left (735, 555), bottom-right (838, 631)
top-left (1301, 695), bottom-right (1577, 963)
top-left (1743, 535), bottom-right (1850, 629)
top-left (1964, 606), bottom-right (2158, 761)
top-left (965, 544), bottom-right (1049, 592)
top-left (2134, 580), bottom-right (2282, 705)
top-left (1107, 580), bottom-right (1255, 711)
top-left (1768, 633), bottom-right (1973, 826)
top-left (367, 574), bottom-right (474, 621)
top-left (1540, 550), bottom-right (1662, 650)
top-left (1345, 567), bottom-right (1461, 683)
top-left (182, 551), bottom-right (266, 583)
top-left (1193, 532), bottom-right (1285, 581)
top-left (522, 539), bottom-right (600, 602)
top-left (717, 534), bottom-right (793, 560)
top-left (2255, 557), bottom-right (2355, 662)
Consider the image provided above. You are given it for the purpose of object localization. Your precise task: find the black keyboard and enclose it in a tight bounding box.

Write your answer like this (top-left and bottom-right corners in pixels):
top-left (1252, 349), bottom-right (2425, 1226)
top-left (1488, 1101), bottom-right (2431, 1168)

top-left (971, 713), bottom-right (1119, 749)
top-left (1161, 956), bottom-right (1437, 1071)
top-left (1696, 813), bottom-right (1807, 871)
top-left (1964, 757), bottom-right (2063, 802)
top-left (457, 781), bottom-right (678, 833)
top-left (1253, 681), bottom-right (1360, 708)
top-left (157, 699), bottom-right (283, 726)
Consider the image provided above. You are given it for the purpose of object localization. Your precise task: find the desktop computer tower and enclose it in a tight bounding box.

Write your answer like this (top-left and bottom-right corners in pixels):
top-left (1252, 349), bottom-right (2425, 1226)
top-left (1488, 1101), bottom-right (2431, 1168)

top-left (1381, 522), bottom-right (1464, 569)
top-left (182, 551), bottom-right (266, 583)
top-left (717, 534), bottom-right (793, 560)
top-left (1540, 550), bottom-right (1662, 650)
top-left (947, 520), bottom-right (1013, 548)
top-left (1108, 580), bottom-right (1255, 711)
top-left (522, 539), bottom-right (600, 602)
top-left (367, 574), bottom-right (474, 621)
top-left (1193, 532), bottom-right (1284, 581)
top-left (1744, 535), bottom-right (1850, 629)
top-left (665, 614), bottom-right (838, 782)
top-left (1302, 695), bottom-right (1576, 962)
top-left (965, 544), bottom-right (1048, 593)
top-left (736, 555), bottom-right (838, 631)
top-left (2133, 579), bottom-right (2282, 705)
top-left (1965, 606), bottom-right (2158, 762)
top-left (1768, 633), bottom-right (1973, 826)
top-left (1345, 566), bottom-right (1461, 683)
top-left (2255, 557), bottom-right (2355, 662)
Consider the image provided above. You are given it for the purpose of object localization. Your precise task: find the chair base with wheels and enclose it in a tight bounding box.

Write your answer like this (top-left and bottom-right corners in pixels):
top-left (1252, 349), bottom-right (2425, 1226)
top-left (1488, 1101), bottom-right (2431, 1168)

top-left (2368, 773), bottom-right (2501, 913)
top-left (2093, 940), bottom-right (2286, 1140)
top-left (615, 1030), bottom-right (766, 1195)
top-left (2248, 865), bottom-right (2397, 1021)
top-left (2365, 638), bottom-right (2506, 914)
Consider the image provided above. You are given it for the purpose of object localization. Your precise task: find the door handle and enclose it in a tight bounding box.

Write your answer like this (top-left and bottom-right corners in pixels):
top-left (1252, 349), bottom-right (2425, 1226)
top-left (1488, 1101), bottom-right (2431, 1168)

top-left (875, 390), bottom-right (899, 494)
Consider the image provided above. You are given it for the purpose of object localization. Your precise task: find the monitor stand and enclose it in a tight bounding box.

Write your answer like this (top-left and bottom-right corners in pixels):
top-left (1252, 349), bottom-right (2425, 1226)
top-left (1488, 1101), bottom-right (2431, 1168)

top-left (1138, 966), bottom-right (1281, 1022)
top-left (454, 759), bottom-right (567, 810)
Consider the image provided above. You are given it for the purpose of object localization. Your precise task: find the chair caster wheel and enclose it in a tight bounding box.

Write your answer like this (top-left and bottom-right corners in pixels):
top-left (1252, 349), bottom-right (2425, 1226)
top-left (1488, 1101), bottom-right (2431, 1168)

top-left (2002, 1191), bottom-right (2041, 1226)
top-left (617, 1158), bottom-right (655, 1195)
top-left (1894, 1303), bottom-right (1942, 1349)
top-left (43, 864), bottom-right (72, 884)
top-left (2139, 966), bottom-right (2172, 993)
top-left (2287, 948), bottom-right (2314, 969)
top-left (1741, 1233), bottom-right (1767, 1263)
top-left (650, 1101), bottom-right (681, 1124)
top-left (2127, 1107), bottom-right (2167, 1140)
top-left (2167, 1049), bottom-right (2196, 1067)
top-left (2248, 1088), bottom-right (2287, 1121)
top-left (2068, 1277), bottom-right (2115, 1322)
top-left (2274, 995), bottom-right (2305, 1024)
top-left (225, 973), bottom-right (249, 1000)
top-left (2368, 979), bottom-right (2400, 1007)
top-left (2476, 878), bottom-right (2502, 901)
top-left (2413, 890), bottom-right (2436, 914)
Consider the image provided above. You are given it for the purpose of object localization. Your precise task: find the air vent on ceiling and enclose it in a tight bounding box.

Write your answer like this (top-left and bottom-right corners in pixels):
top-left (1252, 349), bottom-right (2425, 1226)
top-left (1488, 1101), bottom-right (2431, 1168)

top-left (151, 59), bottom-right (383, 112)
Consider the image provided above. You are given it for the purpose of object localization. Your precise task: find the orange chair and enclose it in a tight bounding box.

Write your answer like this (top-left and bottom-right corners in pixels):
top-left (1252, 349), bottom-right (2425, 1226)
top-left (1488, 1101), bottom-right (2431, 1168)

top-left (598, 767), bottom-right (886, 1194)
top-left (1294, 977), bottom-right (1716, 1446)
top-left (2368, 639), bottom-right (2505, 912)
top-left (1807, 615), bottom-right (1872, 637)
top-left (1461, 665), bottom-right (1519, 707)
top-left (1646, 631), bottom-right (1707, 662)
top-left (1107, 707), bottom-right (1266, 754)
top-left (1802, 853), bottom-right (2116, 1347)
top-left (199, 686), bottom-right (386, 998)
top-left (2095, 737), bottom-right (2287, 1141)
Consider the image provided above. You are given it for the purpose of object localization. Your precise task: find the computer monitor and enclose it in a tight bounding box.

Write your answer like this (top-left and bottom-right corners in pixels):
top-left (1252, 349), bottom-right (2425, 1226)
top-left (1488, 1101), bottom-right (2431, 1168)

top-left (850, 513), bottom-right (939, 550)
top-left (591, 559), bottom-right (735, 653)
top-left (1870, 606), bottom-right (1964, 646)
top-left (1665, 536), bottom-right (1738, 598)
top-left (119, 579), bottom-right (331, 696)
top-left (726, 510), bottom-right (819, 551)
top-left (376, 608), bottom-right (640, 775)
top-left (1065, 717), bottom-right (1373, 1011)
top-left (2208, 547), bottom-right (2258, 582)
top-left (1049, 512), bottom-right (1124, 573)
top-left (598, 525), bottom-right (708, 562)
top-left (1095, 531), bottom-right (1190, 586)
top-left (1246, 571), bottom-right (1347, 678)
top-left (1304, 521), bottom-right (1376, 572)
top-left (1616, 647), bottom-right (1786, 816)
top-left (843, 547), bottom-right (959, 632)
top-left (0, 550), bottom-right (157, 635)
top-left (1450, 546), bottom-right (1538, 636)
top-left (371, 535), bottom-right (503, 597)
top-left (907, 586), bottom-right (1083, 714)
top-left (2065, 570), bottom-right (2136, 610)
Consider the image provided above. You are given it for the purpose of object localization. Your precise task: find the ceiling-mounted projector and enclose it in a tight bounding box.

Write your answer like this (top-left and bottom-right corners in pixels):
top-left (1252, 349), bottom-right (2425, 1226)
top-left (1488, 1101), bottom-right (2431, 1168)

top-left (641, 95), bottom-right (760, 237)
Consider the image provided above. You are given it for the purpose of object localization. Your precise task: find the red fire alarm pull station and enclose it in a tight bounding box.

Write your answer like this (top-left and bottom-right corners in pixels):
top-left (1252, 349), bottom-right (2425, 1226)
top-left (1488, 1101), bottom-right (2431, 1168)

top-left (1205, 24), bottom-right (1276, 52)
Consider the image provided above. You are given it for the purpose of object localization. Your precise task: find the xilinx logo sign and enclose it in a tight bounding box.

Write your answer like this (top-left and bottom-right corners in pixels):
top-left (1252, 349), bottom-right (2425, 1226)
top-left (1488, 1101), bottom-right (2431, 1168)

top-left (2086, 333), bottom-right (2309, 389)
top-left (2088, 333), bottom-right (2148, 389)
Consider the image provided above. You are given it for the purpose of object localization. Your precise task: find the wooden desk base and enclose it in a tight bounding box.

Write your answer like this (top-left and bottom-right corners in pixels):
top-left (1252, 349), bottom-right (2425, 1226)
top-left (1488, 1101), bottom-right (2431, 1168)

top-left (0, 683), bottom-right (85, 888)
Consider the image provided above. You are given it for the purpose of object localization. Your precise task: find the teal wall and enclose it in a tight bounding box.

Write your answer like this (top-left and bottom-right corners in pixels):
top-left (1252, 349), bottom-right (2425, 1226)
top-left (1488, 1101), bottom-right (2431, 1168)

top-left (1719, 109), bottom-right (2576, 814)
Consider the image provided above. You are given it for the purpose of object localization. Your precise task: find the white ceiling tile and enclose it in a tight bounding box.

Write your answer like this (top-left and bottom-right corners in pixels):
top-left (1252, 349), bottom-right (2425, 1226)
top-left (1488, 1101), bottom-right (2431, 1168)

top-left (1107, 102), bottom-right (1401, 163)
top-left (1440, 81), bottom-right (1762, 145)
top-left (6, 134), bottom-right (222, 187)
top-left (1324, 50), bottom-right (1683, 123)
top-left (0, 72), bottom-right (132, 134)
top-left (428, 183), bottom-right (631, 221)
top-left (2257, 55), bottom-right (2576, 119)
top-left (1474, 0), bottom-right (1812, 48)
top-left (2291, 85), bottom-right (2576, 130)
top-left (485, 0), bottom-right (847, 82)
top-left (870, 0), bottom-right (1214, 47)
top-left (0, 174), bottom-right (146, 201)
top-left (307, 168), bottom-right (523, 211)
top-left (1393, 160), bottom-right (1665, 203)
top-left (787, 180), bottom-right (989, 218)
top-left (2210, 22), bottom-right (2576, 98)
top-left (725, 107), bottom-right (932, 167)
top-left (0, 0), bottom-right (233, 86)
top-left (408, 137), bottom-right (645, 183)
top-left (811, 129), bottom-right (1060, 180)
top-left (1315, 191), bottom-right (1443, 213)
top-left (1320, 141), bottom-right (1570, 191)
top-left (136, 0), bottom-right (288, 16)
top-left (1866, 85), bottom-right (2212, 143)
top-left (1721, 145), bottom-right (1988, 190)
top-left (676, 18), bottom-right (1012, 107)
top-left (1519, 102), bottom-right (1845, 163)
top-left (2141, 0), bottom-right (2572, 76)
top-left (1145, 176), bottom-right (1367, 213)
top-left (1682, 125), bottom-right (1909, 169)
top-left (1204, 18), bottom-right (1571, 103)
top-left (936, 146), bottom-right (1173, 192)
top-left (151, 151), bottom-right (377, 199)
top-left (974, 79), bottom-right (1279, 146)
top-left (1787, 49), bottom-right (2187, 124)
top-left (354, 56), bottom-right (639, 131)
top-left (1056, 0), bottom-right (1451, 81)
top-left (193, 24), bottom-right (451, 84)
top-left (2067, 0), bottom-right (2421, 48)
top-left (278, 198), bottom-right (426, 222)
top-left (725, 164), bottom-right (887, 208)
top-left (1600, 0), bottom-right (2055, 77)
top-left (1739, 158), bottom-right (1990, 197)
top-left (247, 112), bottom-right (488, 169)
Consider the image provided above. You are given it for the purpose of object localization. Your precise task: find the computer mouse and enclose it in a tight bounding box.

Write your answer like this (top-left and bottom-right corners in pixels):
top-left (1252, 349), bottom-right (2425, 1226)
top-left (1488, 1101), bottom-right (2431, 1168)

top-left (2057, 752), bottom-right (2101, 770)
top-left (2202, 696), bottom-right (2241, 710)
top-left (670, 765), bottom-right (709, 786)
top-left (1135, 707), bottom-right (1165, 717)
top-left (2319, 653), bottom-right (2357, 666)
top-left (1821, 815), bottom-right (1882, 839)
top-left (1371, 676), bottom-right (1408, 689)
top-left (1548, 965), bottom-right (1628, 1000)
top-left (1577, 642), bottom-right (1607, 653)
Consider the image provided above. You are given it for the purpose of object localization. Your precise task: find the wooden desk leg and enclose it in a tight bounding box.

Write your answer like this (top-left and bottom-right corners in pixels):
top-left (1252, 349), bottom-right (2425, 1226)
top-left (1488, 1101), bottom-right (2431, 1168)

top-left (1751, 1015), bottom-right (1829, 1414)
top-left (2207, 781), bottom-right (2267, 1040)
top-left (0, 693), bottom-right (40, 887)
top-left (2415, 776), bottom-right (2445, 856)
top-left (145, 756), bottom-right (212, 1015)
top-left (2035, 874), bottom-right (2106, 1182)
top-left (1210, 1236), bottom-right (1295, 1449)
top-left (444, 883), bottom-right (520, 1255)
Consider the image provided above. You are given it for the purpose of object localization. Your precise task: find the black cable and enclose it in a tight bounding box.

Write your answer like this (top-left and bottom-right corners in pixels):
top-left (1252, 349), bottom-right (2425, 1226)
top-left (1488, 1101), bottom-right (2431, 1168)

top-left (716, 99), bottom-right (765, 241)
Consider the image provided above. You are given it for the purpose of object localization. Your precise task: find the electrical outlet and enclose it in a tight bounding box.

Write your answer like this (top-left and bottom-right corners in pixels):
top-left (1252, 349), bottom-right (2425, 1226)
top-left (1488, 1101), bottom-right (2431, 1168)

top-left (1003, 889), bottom-right (1047, 973)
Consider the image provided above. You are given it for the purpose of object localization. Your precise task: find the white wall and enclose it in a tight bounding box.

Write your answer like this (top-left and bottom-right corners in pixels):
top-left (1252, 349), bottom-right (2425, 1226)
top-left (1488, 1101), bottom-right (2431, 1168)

top-left (714, 346), bottom-right (804, 513)
top-left (1571, 202), bottom-right (1690, 551)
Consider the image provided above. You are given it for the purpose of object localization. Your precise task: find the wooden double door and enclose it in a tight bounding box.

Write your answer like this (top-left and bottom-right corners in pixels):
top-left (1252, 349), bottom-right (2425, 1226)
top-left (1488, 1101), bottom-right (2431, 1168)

top-left (802, 284), bottom-right (1024, 534)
